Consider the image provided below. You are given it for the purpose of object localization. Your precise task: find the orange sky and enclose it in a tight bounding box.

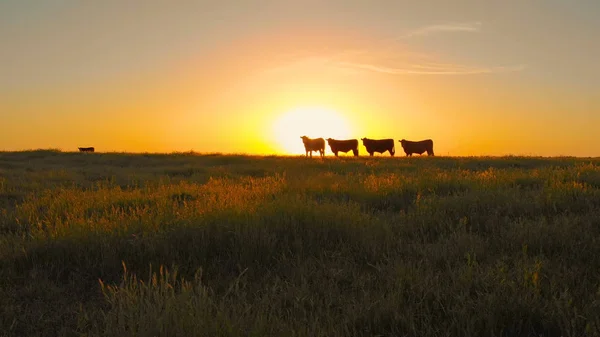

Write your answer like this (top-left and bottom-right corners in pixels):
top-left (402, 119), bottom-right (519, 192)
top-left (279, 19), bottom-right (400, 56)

top-left (1, 1), bottom-right (599, 156)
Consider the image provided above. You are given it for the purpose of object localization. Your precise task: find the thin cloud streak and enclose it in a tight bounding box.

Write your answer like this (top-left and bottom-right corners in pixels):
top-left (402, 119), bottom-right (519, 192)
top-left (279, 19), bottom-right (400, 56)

top-left (335, 61), bottom-right (527, 75)
top-left (400, 22), bottom-right (482, 39)
top-left (260, 20), bottom-right (524, 77)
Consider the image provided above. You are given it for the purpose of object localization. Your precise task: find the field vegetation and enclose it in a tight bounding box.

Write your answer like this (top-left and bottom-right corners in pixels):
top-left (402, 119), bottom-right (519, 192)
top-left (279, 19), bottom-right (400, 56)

top-left (1, 150), bottom-right (600, 336)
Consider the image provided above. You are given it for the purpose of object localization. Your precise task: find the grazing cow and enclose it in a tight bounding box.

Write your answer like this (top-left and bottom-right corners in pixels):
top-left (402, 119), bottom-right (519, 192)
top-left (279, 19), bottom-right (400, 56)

top-left (326, 138), bottom-right (359, 157)
top-left (399, 139), bottom-right (434, 156)
top-left (361, 138), bottom-right (395, 156)
top-left (78, 147), bottom-right (95, 153)
top-left (300, 136), bottom-right (325, 158)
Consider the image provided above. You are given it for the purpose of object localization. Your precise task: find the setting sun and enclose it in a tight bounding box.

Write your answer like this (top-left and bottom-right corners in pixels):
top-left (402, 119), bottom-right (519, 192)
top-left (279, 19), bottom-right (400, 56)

top-left (272, 107), bottom-right (353, 155)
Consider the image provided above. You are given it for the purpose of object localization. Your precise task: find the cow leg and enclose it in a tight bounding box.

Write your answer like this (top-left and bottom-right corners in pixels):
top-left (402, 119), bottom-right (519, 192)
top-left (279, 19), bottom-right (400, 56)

top-left (352, 149), bottom-right (358, 156)
top-left (390, 149), bottom-right (395, 157)
top-left (369, 152), bottom-right (374, 157)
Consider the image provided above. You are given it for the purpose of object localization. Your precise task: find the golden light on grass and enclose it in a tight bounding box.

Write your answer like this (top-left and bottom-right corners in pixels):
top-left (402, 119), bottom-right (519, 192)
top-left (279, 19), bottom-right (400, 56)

top-left (271, 106), bottom-right (353, 154)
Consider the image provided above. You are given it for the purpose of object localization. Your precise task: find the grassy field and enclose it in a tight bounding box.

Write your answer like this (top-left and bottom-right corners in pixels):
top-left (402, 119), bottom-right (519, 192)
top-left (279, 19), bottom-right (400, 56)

top-left (1, 150), bottom-right (600, 337)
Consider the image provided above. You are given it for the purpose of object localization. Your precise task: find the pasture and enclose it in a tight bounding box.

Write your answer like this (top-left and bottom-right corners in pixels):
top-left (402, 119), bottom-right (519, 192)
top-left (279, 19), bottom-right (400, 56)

top-left (1, 150), bottom-right (600, 336)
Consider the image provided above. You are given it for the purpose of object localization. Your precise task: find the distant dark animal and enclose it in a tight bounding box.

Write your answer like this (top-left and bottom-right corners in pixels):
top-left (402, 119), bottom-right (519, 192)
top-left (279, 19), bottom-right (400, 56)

top-left (300, 136), bottom-right (325, 158)
top-left (78, 147), bottom-right (95, 153)
top-left (360, 138), bottom-right (395, 156)
top-left (399, 139), bottom-right (434, 156)
top-left (326, 138), bottom-right (359, 157)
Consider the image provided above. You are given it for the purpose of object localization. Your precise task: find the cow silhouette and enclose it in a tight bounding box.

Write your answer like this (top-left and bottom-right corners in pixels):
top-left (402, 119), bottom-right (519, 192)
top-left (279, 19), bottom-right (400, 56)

top-left (399, 139), bottom-right (434, 156)
top-left (300, 136), bottom-right (325, 158)
top-left (361, 138), bottom-right (395, 156)
top-left (326, 138), bottom-right (359, 157)
top-left (78, 147), bottom-right (95, 153)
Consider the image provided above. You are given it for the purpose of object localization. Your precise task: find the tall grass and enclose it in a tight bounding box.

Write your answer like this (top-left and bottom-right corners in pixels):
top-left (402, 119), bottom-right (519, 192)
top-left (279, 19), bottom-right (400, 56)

top-left (1, 151), bottom-right (600, 336)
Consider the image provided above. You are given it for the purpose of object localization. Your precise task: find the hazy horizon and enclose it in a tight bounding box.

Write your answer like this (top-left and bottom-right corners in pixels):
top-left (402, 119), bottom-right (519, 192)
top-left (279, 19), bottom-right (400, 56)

top-left (4, 148), bottom-right (600, 159)
top-left (2, 1), bottom-right (599, 156)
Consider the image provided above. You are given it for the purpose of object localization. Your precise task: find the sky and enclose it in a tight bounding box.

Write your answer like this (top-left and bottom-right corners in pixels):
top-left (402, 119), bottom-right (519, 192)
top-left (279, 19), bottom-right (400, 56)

top-left (1, 0), bottom-right (599, 156)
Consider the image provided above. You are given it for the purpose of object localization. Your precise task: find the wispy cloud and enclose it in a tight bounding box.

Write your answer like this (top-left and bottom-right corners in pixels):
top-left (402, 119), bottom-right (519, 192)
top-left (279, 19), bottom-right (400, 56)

top-left (400, 22), bottom-right (482, 39)
top-left (334, 61), bottom-right (526, 76)
top-left (260, 20), bottom-right (525, 77)
top-left (261, 52), bottom-right (527, 77)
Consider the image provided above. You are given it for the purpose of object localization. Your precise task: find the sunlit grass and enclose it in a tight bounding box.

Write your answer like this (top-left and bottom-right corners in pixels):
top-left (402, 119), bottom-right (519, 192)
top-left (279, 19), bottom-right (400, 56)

top-left (1, 151), bottom-right (600, 336)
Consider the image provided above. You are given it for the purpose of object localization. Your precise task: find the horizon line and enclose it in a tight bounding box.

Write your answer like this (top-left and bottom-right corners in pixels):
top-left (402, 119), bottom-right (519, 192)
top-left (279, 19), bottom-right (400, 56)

top-left (1, 149), bottom-right (598, 159)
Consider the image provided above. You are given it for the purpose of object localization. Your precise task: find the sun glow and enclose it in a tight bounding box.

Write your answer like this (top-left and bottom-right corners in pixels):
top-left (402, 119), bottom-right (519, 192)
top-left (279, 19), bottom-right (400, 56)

top-left (272, 106), bottom-right (353, 155)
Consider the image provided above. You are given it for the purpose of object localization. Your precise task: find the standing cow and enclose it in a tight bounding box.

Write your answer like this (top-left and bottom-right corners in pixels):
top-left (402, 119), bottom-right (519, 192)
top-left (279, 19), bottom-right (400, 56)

top-left (360, 138), bottom-right (395, 156)
top-left (300, 136), bottom-right (325, 158)
top-left (398, 139), bottom-right (434, 156)
top-left (326, 138), bottom-right (359, 157)
top-left (78, 147), bottom-right (95, 153)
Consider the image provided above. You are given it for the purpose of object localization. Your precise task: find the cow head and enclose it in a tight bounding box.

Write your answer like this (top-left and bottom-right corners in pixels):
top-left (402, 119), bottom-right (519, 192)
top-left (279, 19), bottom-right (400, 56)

top-left (361, 137), bottom-right (369, 145)
top-left (326, 138), bottom-right (334, 144)
top-left (300, 136), bottom-right (309, 143)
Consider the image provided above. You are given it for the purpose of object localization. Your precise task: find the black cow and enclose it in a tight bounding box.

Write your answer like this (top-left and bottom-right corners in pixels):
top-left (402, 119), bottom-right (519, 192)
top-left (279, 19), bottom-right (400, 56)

top-left (326, 138), bottom-right (359, 157)
top-left (300, 136), bottom-right (325, 158)
top-left (361, 138), bottom-right (395, 156)
top-left (78, 147), bottom-right (95, 153)
top-left (399, 139), bottom-right (434, 156)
